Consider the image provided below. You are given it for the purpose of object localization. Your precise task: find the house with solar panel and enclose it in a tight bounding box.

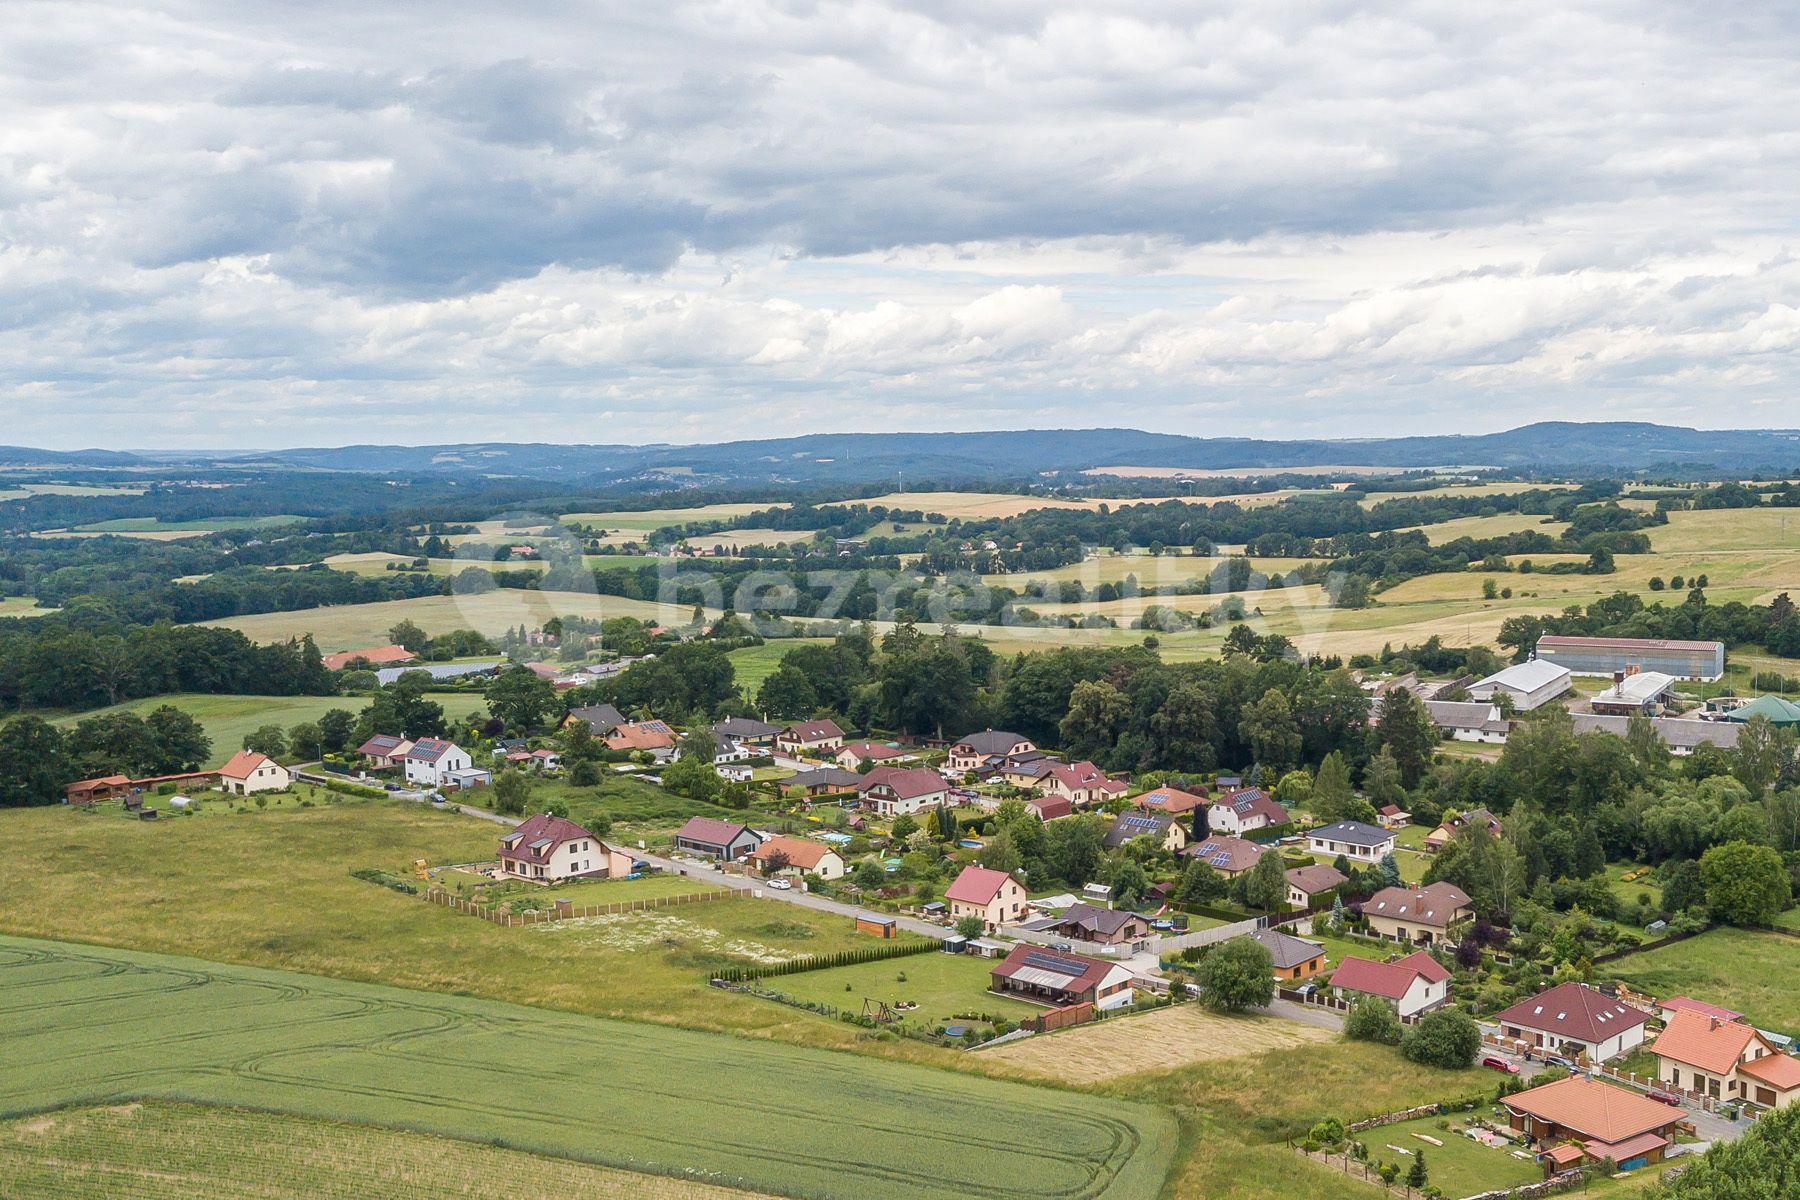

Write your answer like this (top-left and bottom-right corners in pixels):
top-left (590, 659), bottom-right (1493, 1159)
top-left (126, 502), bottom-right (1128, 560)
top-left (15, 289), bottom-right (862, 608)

top-left (1181, 834), bottom-right (1266, 877)
top-left (1103, 811), bottom-right (1188, 853)
top-left (989, 943), bottom-right (1136, 1012)
top-left (1205, 786), bottom-right (1289, 836)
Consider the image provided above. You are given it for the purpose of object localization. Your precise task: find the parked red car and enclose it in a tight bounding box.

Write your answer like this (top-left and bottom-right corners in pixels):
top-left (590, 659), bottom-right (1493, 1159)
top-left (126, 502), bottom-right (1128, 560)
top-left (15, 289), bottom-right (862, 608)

top-left (1647, 1089), bottom-right (1683, 1106)
top-left (1481, 1056), bottom-right (1520, 1075)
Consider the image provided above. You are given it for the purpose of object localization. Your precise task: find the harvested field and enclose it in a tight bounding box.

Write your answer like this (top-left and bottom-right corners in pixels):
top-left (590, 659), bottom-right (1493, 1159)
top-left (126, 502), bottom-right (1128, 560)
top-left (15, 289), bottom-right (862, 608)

top-left (823, 490), bottom-right (1301, 520)
top-left (980, 1002), bottom-right (1335, 1084)
top-left (0, 936), bottom-right (1175, 1200)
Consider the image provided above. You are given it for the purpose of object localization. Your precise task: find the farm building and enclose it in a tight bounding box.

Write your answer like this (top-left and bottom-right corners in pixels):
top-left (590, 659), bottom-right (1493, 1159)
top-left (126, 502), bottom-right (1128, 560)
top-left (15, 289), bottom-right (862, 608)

top-left (1424, 700), bottom-right (1510, 743)
top-left (498, 813), bottom-right (628, 883)
top-left (989, 944), bottom-right (1135, 1012)
top-left (64, 774), bottom-right (133, 806)
top-left (1589, 671), bottom-right (1679, 716)
top-left (1569, 713), bottom-right (1740, 754)
top-left (1247, 929), bottom-right (1328, 982)
top-left (1305, 820), bottom-right (1395, 863)
top-left (945, 865), bottom-right (1027, 931)
top-left (1723, 694), bottom-right (1800, 728)
top-left (673, 817), bottom-right (763, 861)
top-left (1501, 1075), bottom-right (1681, 1171)
top-left (1468, 659), bottom-right (1572, 711)
top-left (1327, 951), bottom-right (1449, 1017)
top-left (1493, 982), bottom-right (1650, 1063)
top-left (1361, 882), bottom-right (1472, 945)
top-left (321, 643), bottom-right (416, 671)
top-left (1651, 1009), bottom-right (1800, 1108)
top-left (1534, 635), bottom-right (1725, 682)
top-left (218, 750), bottom-right (291, 796)
top-left (373, 662), bottom-right (498, 686)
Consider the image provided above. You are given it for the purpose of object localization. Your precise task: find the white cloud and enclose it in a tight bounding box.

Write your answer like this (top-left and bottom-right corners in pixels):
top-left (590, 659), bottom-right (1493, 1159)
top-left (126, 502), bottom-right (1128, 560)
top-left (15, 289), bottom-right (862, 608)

top-left (1, 0), bottom-right (1798, 447)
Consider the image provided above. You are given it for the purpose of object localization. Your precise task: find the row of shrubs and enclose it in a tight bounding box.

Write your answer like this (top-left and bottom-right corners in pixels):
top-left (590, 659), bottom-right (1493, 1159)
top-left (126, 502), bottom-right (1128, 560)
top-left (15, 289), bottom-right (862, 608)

top-left (711, 938), bottom-right (937, 982)
top-left (350, 867), bottom-right (420, 895)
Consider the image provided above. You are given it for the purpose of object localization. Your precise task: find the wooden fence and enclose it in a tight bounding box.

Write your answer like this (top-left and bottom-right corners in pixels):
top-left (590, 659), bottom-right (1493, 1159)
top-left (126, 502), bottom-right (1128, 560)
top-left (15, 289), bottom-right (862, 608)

top-left (420, 885), bottom-right (739, 927)
top-left (1027, 1002), bottom-right (1095, 1034)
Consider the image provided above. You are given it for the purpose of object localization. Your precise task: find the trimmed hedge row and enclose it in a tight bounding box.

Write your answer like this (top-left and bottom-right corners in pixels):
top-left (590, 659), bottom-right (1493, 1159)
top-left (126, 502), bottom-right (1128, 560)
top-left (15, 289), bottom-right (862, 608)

top-left (711, 937), bottom-right (937, 983)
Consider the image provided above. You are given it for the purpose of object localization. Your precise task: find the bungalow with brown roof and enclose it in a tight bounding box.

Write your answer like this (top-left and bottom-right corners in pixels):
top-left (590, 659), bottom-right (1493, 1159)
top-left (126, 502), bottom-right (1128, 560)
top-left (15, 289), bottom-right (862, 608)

top-left (834, 741), bottom-right (908, 770)
top-left (1502, 1075), bottom-right (1681, 1172)
top-left (747, 835), bottom-right (847, 881)
top-left (1034, 902), bottom-right (1149, 947)
top-left (945, 865), bottom-right (1027, 931)
top-left (1652, 1009), bottom-right (1800, 1108)
top-left (1248, 929), bottom-right (1329, 982)
top-left (673, 817), bottom-right (763, 861)
top-left (1285, 863), bottom-right (1347, 909)
top-left (1131, 785), bottom-right (1208, 816)
top-left (1327, 951), bottom-right (1450, 1018)
top-left (65, 774), bottom-right (133, 806)
top-left (355, 733), bottom-right (415, 770)
top-left (1362, 882), bottom-right (1473, 945)
top-left (1182, 835), bottom-right (1266, 878)
top-left (990, 943), bottom-right (1135, 1012)
top-left (1493, 981), bottom-right (1650, 1063)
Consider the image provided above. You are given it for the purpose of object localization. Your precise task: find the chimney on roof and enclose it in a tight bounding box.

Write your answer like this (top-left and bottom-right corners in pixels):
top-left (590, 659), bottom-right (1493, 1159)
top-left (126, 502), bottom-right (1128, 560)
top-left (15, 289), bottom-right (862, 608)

top-left (1614, 670), bottom-right (1626, 685)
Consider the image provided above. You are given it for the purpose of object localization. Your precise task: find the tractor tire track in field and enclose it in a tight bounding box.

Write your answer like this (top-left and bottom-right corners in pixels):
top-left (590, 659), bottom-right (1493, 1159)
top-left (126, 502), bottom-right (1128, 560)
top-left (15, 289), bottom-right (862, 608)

top-left (0, 935), bottom-right (1174, 1200)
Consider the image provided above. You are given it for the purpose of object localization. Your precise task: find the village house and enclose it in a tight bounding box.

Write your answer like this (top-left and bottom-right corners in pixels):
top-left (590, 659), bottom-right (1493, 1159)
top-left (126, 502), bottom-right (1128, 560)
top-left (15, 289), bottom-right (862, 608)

top-left (1501, 1075), bottom-right (1681, 1173)
top-left (322, 643), bottom-right (416, 671)
top-left (992, 750), bottom-right (1058, 788)
top-left (605, 720), bottom-right (678, 762)
top-left (563, 703), bottom-right (626, 736)
top-left (1027, 902), bottom-right (1149, 947)
top-left (945, 865), bottom-right (1027, 931)
top-left (1362, 882), bottom-right (1473, 945)
top-left (1284, 863), bottom-right (1346, 909)
top-left (1131, 785), bottom-right (1209, 817)
top-left (400, 739), bottom-right (484, 789)
top-left (857, 766), bottom-right (950, 817)
top-left (687, 729), bottom-right (750, 765)
top-left (673, 816), bottom-right (763, 861)
top-left (355, 733), bottom-right (415, 770)
top-left (1025, 794), bottom-right (1074, 822)
top-left (1248, 929), bottom-right (1328, 982)
top-left (1305, 820), bottom-right (1396, 863)
top-left (1182, 834), bottom-right (1267, 878)
top-left (1328, 951), bottom-right (1450, 1018)
top-left (1658, 996), bottom-right (1744, 1024)
top-left (1424, 807), bottom-right (1503, 851)
top-left (776, 718), bottom-right (845, 756)
top-left (1104, 811), bottom-right (1188, 853)
top-left (834, 741), bottom-right (908, 770)
top-left (989, 943), bottom-right (1135, 1012)
top-left (1424, 700), bottom-right (1511, 743)
top-left (218, 750), bottom-right (291, 796)
top-left (747, 835), bottom-right (847, 881)
top-left (1205, 786), bottom-right (1289, 836)
top-left (711, 716), bottom-right (781, 747)
top-left (1039, 761), bottom-right (1128, 807)
top-left (1651, 1008), bottom-right (1800, 1107)
top-left (1377, 804), bottom-right (1410, 829)
top-left (785, 766), bottom-right (862, 796)
top-left (1493, 982), bottom-right (1651, 1063)
top-left (944, 729), bottom-right (1035, 774)
top-left (498, 813), bottom-right (631, 883)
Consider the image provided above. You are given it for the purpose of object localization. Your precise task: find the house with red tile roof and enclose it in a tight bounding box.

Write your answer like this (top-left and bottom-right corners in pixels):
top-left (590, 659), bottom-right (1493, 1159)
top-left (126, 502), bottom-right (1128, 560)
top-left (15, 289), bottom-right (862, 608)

top-left (1502, 1075), bottom-right (1681, 1171)
top-left (1205, 787), bottom-right (1289, 835)
top-left (1026, 794), bottom-right (1074, 822)
top-left (1657, 995), bottom-right (1744, 1025)
top-left (218, 750), bottom-right (290, 796)
top-left (498, 813), bottom-right (630, 883)
top-left (945, 865), bottom-right (1027, 931)
top-left (990, 943), bottom-right (1135, 1011)
top-left (1285, 863), bottom-right (1347, 909)
top-left (1130, 785), bottom-right (1208, 816)
top-left (857, 766), bottom-right (950, 817)
top-left (775, 719), bottom-right (845, 755)
top-left (1181, 835), bottom-right (1267, 878)
top-left (1493, 982), bottom-right (1650, 1063)
top-left (604, 720), bottom-right (678, 761)
top-left (355, 733), bottom-right (415, 770)
top-left (747, 836), bottom-right (847, 881)
top-left (673, 816), bottom-right (763, 861)
top-left (1039, 761), bottom-right (1129, 806)
top-left (1327, 951), bottom-right (1450, 1018)
top-left (1652, 1009), bottom-right (1800, 1108)
top-left (322, 643), bottom-right (417, 671)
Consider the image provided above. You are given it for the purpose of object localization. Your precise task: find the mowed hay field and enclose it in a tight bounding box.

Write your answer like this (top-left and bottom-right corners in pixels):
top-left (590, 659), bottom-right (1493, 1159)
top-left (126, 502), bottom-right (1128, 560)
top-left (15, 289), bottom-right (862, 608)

top-left (1648, 506), bottom-right (1800, 553)
top-left (981, 1003), bottom-right (1334, 1084)
top-left (202, 590), bottom-right (714, 650)
top-left (1392, 512), bottom-right (1570, 543)
top-left (560, 503), bottom-right (784, 533)
top-left (47, 691), bottom-right (490, 753)
top-left (0, 936), bottom-right (1174, 1200)
top-left (0, 1102), bottom-right (784, 1200)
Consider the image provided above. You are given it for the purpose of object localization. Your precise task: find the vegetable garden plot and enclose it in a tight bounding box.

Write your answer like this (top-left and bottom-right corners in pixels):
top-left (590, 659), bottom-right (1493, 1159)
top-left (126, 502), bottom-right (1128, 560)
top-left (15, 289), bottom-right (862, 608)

top-left (0, 936), bottom-right (1174, 1200)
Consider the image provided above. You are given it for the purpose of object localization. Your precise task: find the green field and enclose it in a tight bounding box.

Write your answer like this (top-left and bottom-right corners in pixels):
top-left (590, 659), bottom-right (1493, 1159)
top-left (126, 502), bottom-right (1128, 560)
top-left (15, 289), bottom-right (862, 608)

top-left (0, 1102), bottom-right (781, 1200)
top-left (72, 514), bottom-right (306, 533)
top-left (0, 936), bottom-right (1174, 1200)
top-left (560, 504), bottom-right (785, 533)
top-left (202, 591), bottom-right (710, 650)
top-left (1391, 512), bottom-right (1570, 543)
top-left (48, 692), bottom-right (490, 760)
top-left (727, 638), bottom-right (827, 692)
top-left (1606, 928), bottom-right (1800, 1033)
top-left (0, 596), bottom-right (53, 618)
top-left (1359, 1114), bottom-right (1539, 1197)
top-left (768, 951), bottom-right (1039, 1033)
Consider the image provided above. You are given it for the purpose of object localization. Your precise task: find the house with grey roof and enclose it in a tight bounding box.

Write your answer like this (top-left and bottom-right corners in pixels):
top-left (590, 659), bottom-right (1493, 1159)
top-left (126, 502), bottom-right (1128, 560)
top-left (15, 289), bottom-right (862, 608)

top-left (1305, 820), bottom-right (1396, 863)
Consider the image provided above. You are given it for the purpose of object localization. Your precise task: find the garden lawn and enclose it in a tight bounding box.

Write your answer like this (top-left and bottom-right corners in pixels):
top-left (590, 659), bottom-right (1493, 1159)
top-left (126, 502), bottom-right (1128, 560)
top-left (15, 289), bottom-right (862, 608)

top-left (0, 936), bottom-right (1174, 1200)
top-left (767, 951), bottom-right (1038, 1034)
top-left (1606, 928), bottom-right (1800, 1033)
top-left (1362, 1114), bottom-right (1539, 1199)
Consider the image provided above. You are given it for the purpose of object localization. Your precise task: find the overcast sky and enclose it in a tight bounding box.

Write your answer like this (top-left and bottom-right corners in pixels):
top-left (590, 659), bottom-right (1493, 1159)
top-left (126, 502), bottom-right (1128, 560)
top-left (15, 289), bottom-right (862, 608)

top-left (3, 2), bottom-right (1798, 449)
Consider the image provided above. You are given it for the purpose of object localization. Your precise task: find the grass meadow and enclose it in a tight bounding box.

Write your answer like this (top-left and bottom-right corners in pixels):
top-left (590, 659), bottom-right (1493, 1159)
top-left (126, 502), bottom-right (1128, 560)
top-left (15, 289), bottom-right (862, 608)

top-left (45, 692), bottom-right (490, 758)
top-left (203, 591), bottom-right (706, 650)
top-left (1605, 928), bottom-right (1800, 1033)
top-left (768, 952), bottom-right (1039, 1033)
top-left (0, 1102), bottom-right (784, 1200)
top-left (0, 936), bottom-right (1175, 1200)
